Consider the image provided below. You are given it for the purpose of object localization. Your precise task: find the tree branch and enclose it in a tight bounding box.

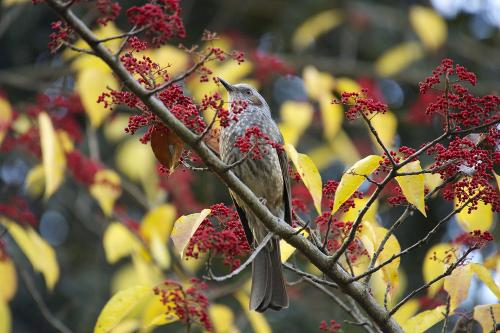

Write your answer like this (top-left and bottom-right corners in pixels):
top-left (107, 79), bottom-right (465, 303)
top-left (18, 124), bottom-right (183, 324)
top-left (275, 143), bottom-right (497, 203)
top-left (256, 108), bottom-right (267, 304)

top-left (43, 2), bottom-right (403, 331)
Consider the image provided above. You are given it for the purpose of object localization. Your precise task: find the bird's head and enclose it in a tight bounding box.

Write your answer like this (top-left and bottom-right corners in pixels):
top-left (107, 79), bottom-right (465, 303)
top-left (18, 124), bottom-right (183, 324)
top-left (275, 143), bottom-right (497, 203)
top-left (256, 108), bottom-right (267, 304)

top-left (218, 78), bottom-right (268, 110)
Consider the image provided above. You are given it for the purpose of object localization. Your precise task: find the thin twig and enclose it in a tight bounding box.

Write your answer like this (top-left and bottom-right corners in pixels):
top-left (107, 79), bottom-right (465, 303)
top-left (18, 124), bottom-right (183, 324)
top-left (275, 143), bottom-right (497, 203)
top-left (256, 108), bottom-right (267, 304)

top-left (362, 112), bottom-right (397, 168)
top-left (351, 194), bottom-right (477, 283)
top-left (97, 26), bottom-right (147, 44)
top-left (62, 41), bottom-right (95, 55)
top-left (204, 233), bottom-right (273, 281)
top-left (303, 277), bottom-right (376, 333)
top-left (20, 270), bottom-right (74, 333)
top-left (282, 262), bottom-right (338, 288)
top-left (147, 50), bottom-right (214, 95)
top-left (442, 296), bottom-right (451, 333)
top-left (388, 246), bottom-right (476, 317)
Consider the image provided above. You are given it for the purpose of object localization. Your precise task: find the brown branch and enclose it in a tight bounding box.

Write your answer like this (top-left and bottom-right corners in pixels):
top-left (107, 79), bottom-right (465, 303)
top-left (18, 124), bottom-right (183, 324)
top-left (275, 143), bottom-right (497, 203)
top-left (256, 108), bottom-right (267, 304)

top-left (362, 112), bottom-right (396, 168)
top-left (44, 2), bottom-right (403, 331)
top-left (20, 270), bottom-right (74, 333)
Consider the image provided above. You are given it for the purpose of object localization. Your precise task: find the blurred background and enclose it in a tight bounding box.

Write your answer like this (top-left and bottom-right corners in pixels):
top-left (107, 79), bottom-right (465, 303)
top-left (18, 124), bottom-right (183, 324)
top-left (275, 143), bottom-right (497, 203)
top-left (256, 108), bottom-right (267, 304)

top-left (0, 0), bottom-right (498, 332)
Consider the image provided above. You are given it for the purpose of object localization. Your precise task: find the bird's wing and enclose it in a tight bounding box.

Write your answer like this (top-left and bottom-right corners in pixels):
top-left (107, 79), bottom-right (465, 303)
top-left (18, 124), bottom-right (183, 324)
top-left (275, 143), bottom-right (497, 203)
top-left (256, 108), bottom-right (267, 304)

top-left (229, 192), bottom-right (254, 246)
top-left (277, 148), bottom-right (293, 226)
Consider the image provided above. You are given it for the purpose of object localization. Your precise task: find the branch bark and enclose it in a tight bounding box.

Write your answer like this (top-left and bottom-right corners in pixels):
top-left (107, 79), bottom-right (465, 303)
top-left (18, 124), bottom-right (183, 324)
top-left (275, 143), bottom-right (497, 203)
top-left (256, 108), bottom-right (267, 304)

top-left (43, 1), bottom-right (403, 331)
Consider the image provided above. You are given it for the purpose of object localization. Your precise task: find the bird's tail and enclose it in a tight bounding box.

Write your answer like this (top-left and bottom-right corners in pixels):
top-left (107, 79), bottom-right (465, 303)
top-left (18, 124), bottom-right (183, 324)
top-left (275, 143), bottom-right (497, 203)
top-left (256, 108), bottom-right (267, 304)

top-left (250, 237), bottom-right (288, 312)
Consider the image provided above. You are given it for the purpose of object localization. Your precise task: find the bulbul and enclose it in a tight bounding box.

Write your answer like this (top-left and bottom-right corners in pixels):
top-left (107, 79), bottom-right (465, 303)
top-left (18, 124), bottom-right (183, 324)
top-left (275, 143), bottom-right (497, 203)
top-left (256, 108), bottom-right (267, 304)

top-left (218, 78), bottom-right (291, 312)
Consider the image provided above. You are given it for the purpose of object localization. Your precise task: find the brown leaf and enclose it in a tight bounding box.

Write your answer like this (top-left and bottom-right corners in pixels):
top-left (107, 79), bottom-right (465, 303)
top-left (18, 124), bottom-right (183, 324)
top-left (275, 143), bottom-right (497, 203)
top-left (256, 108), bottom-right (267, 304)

top-left (151, 127), bottom-right (183, 173)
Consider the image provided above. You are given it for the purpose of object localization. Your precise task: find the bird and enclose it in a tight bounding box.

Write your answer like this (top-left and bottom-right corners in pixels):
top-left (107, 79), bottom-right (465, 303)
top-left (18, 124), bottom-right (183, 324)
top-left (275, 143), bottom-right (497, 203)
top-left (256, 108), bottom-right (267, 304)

top-left (218, 78), bottom-right (292, 312)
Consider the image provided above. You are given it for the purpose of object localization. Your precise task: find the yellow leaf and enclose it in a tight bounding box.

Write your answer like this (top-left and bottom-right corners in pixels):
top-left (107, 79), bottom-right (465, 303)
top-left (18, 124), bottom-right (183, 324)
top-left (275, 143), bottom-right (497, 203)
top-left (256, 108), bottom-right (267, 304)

top-left (111, 261), bottom-right (162, 295)
top-left (470, 263), bottom-right (500, 299)
top-left (39, 112), bottom-right (66, 199)
top-left (147, 45), bottom-right (190, 77)
top-left (369, 112), bottom-right (397, 151)
top-left (278, 101), bottom-right (313, 146)
top-left (473, 304), bottom-right (500, 333)
top-left (359, 222), bottom-right (400, 290)
top-left (140, 204), bottom-right (176, 269)
top-left (234, 291), bottom-right (271, 333)
top-left (110, 319), bottom-right (140, 333)
top-left (115, 138), bottom-right (161, 204)
top-left (320, 95), bottom-right (343, 140)
top-left (455, 200), bottom-right (493, 232)
top-left (292, 10), bottom-right (343, 51)
top-left (302, 66), bottom-right (334, 101)
top-left (90, 169), bottom-right (122, 217)
top-left (285, 144), bottom-right (323, 214)
top-left (332, 155), bottom-right (383, 215)
top-left (401, 305), bottom-right (445, 333)
top-left (334, 77), bottom-right (361, 95)
top-left (1, 218), bottom-right (59, 290)
top-left (444, 265), bottom-right (474, 312)
top-left (141, 296), bottom-right (178, 332)
top-left (280, 228), bottom-right (308, 263)
top-left (76, 68), bottom-right (118, 128)
top-left (0, 300), bottom-right (11, 333)
top-left (103, 115), bottom-right (129, 143)
top-left (11, 114), bottom-right (31, 135)
top-left (103, 223), bottom-right (144, 264)
top-left (409, 6), bottom-right (447, 51)
top-left (170, 209), bottom-right (211, 258)
top-left (0, 95), bottom-right (13, 145)
top-left (27, 227), bottom-right (59, 290)
top-left (68, 23), bottom-right (123, 72)
top-left (341, 198), bottom-right (378, 225)
top-left (393, 299), bottom-right (419, 326)
top-left (375, 42), bottom-right (424, 77)
top-left (206, 304), bottom-right (239, 333)
top-left (0, 258), bottom-right (17, 302)
top-left (94, 285), bottom-right (152, 333)
top-left (24, 164), bottom-right (45, 197)
top-left (395, 160), bottom-right (426, 216)
top-left (424, 172), bottom-right (443, 193)
top-left (423, 243), bottom-right (452, 296)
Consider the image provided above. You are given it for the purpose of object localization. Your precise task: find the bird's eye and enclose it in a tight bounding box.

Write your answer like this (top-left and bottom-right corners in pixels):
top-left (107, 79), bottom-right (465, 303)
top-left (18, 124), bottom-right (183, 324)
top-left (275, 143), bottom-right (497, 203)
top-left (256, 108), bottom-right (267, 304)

top-left (245, 89), bottom-right (252, 95)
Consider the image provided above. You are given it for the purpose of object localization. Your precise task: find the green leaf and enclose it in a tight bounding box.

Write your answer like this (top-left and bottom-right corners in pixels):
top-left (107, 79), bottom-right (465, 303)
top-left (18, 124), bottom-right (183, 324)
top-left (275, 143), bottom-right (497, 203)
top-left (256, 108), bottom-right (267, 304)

top-left (94, 285), bottom-right (152, 333)
top-left (285, 144), bottom-right (323, 214)
top-left (332, 155), bottom-right (383, 215)
top-left (170, 209), bottom-right (211, 258)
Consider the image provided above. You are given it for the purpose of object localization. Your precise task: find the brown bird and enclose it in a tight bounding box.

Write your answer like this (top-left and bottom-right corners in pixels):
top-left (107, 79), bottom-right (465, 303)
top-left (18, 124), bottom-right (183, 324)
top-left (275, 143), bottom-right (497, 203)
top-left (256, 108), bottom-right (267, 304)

top-left (218, 78), bottom-right (291, 312)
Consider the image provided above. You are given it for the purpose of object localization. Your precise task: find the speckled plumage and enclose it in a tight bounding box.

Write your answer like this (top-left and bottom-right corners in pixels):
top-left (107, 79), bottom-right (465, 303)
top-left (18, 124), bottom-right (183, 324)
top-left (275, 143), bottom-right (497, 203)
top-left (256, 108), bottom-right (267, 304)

top-left (219, 79), bottom-right (291, 312)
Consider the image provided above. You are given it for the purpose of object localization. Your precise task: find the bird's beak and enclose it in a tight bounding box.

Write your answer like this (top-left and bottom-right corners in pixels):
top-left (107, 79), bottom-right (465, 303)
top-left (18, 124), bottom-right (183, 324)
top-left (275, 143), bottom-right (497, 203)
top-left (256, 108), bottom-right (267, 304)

top-left (218, 78), bottom-right (234, 92)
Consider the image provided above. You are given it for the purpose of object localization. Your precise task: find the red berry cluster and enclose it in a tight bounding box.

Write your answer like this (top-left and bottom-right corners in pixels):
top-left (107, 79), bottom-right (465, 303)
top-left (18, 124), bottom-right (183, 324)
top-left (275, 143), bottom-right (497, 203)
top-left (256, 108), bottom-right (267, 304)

top-left (334, 90), bottom-right (388, 120)
top-left (126, 0), bottom-right (185, 47)
top-left (0, 197), bottom-right (37, 227)
top-left (95, 0), bottom-right (121, 26)
top-left (234, 126), bottom-right (284, 160)
top-left (48, 20), bottom-right (72, 53)
top-left (153, 278), bottom-right (211, 331)
top-left (251, 51), bottom-right (293, 82)
top-left (454, 230), bottom-right (493, 248)
top-left (319, 319), bottom-right (342, 332)
top-left (322, 180), bottom-right (364, 212)
top-left (184, 203), bottom-right (251, 268)
top-left (66, 151), bottom-right (102, 186)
